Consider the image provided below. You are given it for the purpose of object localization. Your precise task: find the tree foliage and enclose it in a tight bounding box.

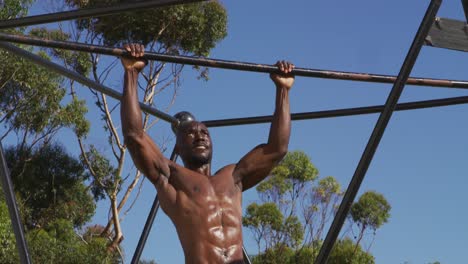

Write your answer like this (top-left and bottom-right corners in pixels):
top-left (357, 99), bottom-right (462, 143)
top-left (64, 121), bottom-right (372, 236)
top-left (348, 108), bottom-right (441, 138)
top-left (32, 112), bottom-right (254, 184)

top-left (5, 143), bottom-right (96, 229)
top-left (54, 0), bottom-right (229, 249)
top-left (257, 150), bottom-right (319, 202)
top-left (67, 0), bottom-right (227, 56)
top-left (0, 143), bottom-right (118, 263)
top-left (0, 0), bottom-right (31, 22)
top-left (244, 151), bottom-right (390, 263)
top-left (350, 190), bottom-right (391, 251)
top-left (0, 195), bottom-right (19, 264)
top-left (0, 47), bottom-right (89, 142)
top-left (27, 220), bottom-right (118, 264)
top-left (250, 238), bottom-right (374, 264)
top-left (29, 27), bottom-right (93, 76)
top-left (327, 238), bottom-right (375, 264)
top-left (1, 0), bottom-right (228, 257)
top-left (0, 1), bottom-right (89, 150)
top-left (351, 191), bottom-right (391, 231)
top-left (0, 0), bottom-right (228, 252)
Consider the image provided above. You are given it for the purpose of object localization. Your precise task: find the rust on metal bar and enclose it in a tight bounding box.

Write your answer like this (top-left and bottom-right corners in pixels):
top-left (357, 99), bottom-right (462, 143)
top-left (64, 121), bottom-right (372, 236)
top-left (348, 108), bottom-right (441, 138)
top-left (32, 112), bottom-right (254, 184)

top-left (0, 32), bottom-right (467, 89)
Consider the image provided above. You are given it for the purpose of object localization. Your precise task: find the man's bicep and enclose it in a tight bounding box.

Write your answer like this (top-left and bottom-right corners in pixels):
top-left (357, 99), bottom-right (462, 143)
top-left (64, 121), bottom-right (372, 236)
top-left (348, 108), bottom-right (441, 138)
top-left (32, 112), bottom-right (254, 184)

top-left (125, 132), bottom-right (170, 182)
top-left (126, 133), bottom-right (178, 212)
top-left (234, 144), bottom-right (281, 191)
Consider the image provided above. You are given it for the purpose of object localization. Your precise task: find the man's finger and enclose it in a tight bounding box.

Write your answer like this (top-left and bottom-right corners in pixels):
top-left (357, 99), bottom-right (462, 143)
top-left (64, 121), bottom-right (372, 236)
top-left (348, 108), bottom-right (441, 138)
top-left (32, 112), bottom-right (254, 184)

top-left (135, 44), bottom-right (142, 57)
top-left (280, 60), bottom-right (286, 72)
top-left (124, 44), bottom-right (131, 52)
top-left (283, 61), bottom-right (290, 73)
top-left (284, 62), bottom-right (290, 73)
top-left (139, 44), bottom-right (145, 57)
top-left (131, 43), bottom-right (137, 56)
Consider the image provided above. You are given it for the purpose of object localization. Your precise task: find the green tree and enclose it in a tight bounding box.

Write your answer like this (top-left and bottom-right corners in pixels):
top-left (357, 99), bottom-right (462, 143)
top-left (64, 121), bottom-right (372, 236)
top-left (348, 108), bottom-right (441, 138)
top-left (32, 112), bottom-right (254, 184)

top-left (1, 0), bottom-right (227, 259)
top-left (51, 0), bottom-right (229, 248)
top-left (250, 239), bottom-right (374, 264)
top-left (27, 219), bottom-right (118, 264)
top-left (257, 151), bottom-right (319, 212)
top-left (327, 238), bottom-right (375, 264)
top-left (244, 151), bottom-right (389, 263)
top-left (0, 193), bottom-right (19, 264)
top-left (350, 191), bottom-right (391, 252)
top-left (0, 0), bottom-right (31, 23)
top-left (1, 143), bottom-right (119, 263)
top-left (251, 244), bottom-right (295, 264)
top-left (5, 143), bottom-right (96, 229)
top-left (0, 3), bottom-right (90, 212)
top-left (304, 175), bottom-right (342, 249)
top-left (243, 202), bottom-right (283, 252)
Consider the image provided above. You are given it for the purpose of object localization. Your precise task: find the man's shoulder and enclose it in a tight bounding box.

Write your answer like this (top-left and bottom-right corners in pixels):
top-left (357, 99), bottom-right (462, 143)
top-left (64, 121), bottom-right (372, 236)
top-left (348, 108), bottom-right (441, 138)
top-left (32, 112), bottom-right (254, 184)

top-left (214, 164), bottom-right (236, 175)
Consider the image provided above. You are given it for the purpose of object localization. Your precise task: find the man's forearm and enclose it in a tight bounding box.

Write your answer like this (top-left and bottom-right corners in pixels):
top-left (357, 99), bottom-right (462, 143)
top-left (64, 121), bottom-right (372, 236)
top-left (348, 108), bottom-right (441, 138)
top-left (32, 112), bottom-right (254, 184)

top-left (121, 68), bottom-right (143, 137)
top-left (267, 86), bottom-right (291, 153)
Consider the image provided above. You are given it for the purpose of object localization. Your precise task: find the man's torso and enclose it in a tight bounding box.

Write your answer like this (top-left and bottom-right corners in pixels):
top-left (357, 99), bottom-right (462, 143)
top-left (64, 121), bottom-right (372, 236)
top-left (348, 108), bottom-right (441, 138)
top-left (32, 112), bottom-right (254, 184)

top-left (164, 163), bottom-right (244, 264)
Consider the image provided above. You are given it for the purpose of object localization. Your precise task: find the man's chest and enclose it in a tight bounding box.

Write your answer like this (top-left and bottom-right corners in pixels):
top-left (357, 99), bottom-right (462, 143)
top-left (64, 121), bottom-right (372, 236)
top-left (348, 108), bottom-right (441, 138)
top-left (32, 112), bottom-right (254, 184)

top-left (172, 171), bottom-right (242, 218)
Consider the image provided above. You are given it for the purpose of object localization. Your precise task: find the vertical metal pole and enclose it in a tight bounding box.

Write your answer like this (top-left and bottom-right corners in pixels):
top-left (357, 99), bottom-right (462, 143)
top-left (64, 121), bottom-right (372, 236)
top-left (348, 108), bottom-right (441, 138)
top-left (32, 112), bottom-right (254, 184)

top-left (314, 0), bottom-right (442, 263)
top-left (130, 149), bottom-right (178, 264)
top-left (0, 142), bottom-right (32, 264)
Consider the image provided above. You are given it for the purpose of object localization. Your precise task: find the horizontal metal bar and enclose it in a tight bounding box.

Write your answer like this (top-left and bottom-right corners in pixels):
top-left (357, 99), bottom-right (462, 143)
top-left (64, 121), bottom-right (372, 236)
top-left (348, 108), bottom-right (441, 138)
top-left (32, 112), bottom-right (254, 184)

top-left (202, 95), bottom-right (468, 127)
top-left (0, 42), bottom-right (177, 125)
top-left (0, 0), bottom-right (206, 30)
top-left (1, 40), bottom-right (464, 130)
top-left (0, 32), bottom-right (467, 89)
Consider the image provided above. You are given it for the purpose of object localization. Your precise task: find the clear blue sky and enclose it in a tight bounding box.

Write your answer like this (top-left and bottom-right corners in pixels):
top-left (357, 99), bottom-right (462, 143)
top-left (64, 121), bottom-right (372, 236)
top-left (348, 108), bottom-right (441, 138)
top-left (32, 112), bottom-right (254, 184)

top-left (12, 0), bottom-right (468, 263)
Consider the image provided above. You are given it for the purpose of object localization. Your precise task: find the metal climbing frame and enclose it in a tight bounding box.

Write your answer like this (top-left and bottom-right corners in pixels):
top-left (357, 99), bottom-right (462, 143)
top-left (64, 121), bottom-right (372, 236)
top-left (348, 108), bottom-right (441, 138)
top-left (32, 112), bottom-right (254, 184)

top-left (0, 0), bottom-right (207, 30)
top-left (0, 143), bottom-right (32, 264)
top-left (0, 0), bottom-right (459, 263)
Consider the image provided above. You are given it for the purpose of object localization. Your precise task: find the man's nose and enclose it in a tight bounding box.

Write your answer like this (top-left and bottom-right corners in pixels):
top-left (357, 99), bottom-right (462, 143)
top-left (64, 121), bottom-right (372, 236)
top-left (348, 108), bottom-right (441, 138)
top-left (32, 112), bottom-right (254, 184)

top-left (194, 130), bottom-right (205, 140)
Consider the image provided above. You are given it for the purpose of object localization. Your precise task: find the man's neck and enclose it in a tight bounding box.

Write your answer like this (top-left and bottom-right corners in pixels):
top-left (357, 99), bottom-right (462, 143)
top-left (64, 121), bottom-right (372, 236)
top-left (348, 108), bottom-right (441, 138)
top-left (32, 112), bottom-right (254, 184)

top-left (185, 163), bottom-right (211, 176)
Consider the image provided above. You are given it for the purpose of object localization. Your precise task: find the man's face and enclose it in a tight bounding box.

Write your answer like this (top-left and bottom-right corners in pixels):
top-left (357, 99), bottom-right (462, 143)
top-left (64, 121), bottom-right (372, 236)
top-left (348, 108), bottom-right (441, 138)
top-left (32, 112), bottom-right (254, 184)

top-left (176, 121), bottom-right (213, 166)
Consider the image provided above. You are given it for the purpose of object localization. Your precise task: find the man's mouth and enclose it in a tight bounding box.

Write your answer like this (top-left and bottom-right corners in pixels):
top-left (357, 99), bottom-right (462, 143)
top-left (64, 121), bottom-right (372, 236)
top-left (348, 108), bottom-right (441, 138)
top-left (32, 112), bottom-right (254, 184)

top-left (193, 145), bottom-right (208, 150)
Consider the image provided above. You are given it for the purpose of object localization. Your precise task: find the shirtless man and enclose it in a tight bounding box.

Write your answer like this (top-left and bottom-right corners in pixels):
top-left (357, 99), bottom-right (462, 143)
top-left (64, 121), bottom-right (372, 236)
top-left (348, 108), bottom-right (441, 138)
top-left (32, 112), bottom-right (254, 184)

top-left (120, 43), bottom-right (294, 264)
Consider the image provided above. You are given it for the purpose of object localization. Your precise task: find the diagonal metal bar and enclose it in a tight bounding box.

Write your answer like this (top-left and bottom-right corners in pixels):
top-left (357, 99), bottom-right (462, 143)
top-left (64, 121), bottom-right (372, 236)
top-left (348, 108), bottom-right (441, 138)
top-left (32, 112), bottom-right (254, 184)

top-left (0, 142), bottom-right (32, 264)
top-left (462, 0), bottom-right (468, 22)
top-left (130, 194), bottom-right (161, 264)
top-left (202, 95), bottom-right (468, 127)
top-left (130, 149), bottom-right (177, 264)
top-left (315, 0), bottom-right (442, 263)
top-left (243, 246), bottom-right (252, 264)
top-left (0, 41), bottom-right (177, 125)
top-left (0, 0), bottom-right (207, 30)
top-left (0, 32), bottom-right (467, 90)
